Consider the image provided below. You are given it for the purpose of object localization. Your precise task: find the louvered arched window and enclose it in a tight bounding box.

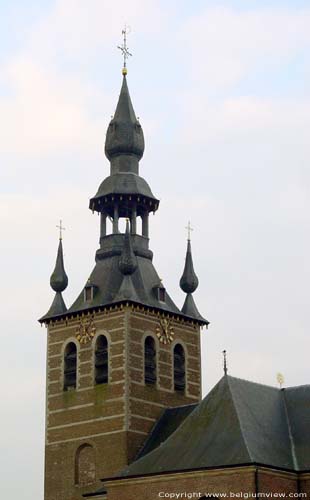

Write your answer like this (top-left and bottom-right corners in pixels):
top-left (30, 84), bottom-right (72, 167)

top-left (144, 336), bottom-right (157, 385)
top-left (95, 335), bottom-right (108, 384)
top-left (64, 342), bottom-right (77, 391)
top-left (174, 344), bottom-right (185, 392)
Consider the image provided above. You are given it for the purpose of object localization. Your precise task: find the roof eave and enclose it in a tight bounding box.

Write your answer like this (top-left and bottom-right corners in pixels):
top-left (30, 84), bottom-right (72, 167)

top-left (38, 299), bottom-right (209, 327)
top-left (98, 461), bottom-right (301, 484)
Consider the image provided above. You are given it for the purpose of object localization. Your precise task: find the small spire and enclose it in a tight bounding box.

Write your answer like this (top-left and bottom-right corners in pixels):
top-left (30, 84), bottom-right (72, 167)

top-left (50, 238), bottom-right (68, 292)
top-left (119, 220), bottom-right (137, 275)
top-left (180, 239), bottom-right (199, 294)
top-left (180, 233), bottom-right (207, 322)
top-left (105, 74), bottom-right (144, 164)
top-left (40, 233), bottom-right (68, 321)
top-left (223, 350), bottom-right (228, 376)
top-left (116, 220), bottom-right (139, 301)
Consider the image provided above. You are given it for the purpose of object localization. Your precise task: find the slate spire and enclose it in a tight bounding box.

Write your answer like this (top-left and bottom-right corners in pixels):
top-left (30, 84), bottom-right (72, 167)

top-left (180, 239), bottom-right (199, 294)
top-left (90, 73), bottom-right (158, 222)
top-left (180, 237), bottom-right (205, 321)
top-left (40, 237), bottom-right (68, 321)
top-left (116, 220), bottom-right (139, 301)
top-left (50, 238), bottom-right (68, 293)
top-left (119, 220), bottom-right (137, 275)
top-left (105, 75), bottom-right (144, 173)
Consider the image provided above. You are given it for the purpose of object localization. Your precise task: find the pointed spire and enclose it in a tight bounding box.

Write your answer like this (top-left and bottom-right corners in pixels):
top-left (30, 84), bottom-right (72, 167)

top-left (105, 76), bottom-right (144, 168)
top-left (50, 239), bottom-right (68, 292)
top-left (115, 220), bottom-right (139, 302)
top-left (180, 234), bottom-right (208, 323)
top-left (119, 220), bottom-right (137, 275)
top-left (180, 239), bottom-right (199, 294)
top-left (39, 237), bottom-right (68, 322)
top-left (44, 291), bottom-right (67, 318)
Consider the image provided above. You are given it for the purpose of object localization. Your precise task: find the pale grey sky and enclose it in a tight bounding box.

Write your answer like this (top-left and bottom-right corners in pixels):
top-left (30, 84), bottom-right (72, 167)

top-left (1, 1), bottom-right (310, 498)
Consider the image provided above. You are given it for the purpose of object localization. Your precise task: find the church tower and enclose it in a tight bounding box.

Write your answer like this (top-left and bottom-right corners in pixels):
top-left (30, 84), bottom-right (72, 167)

top-left (40, 67), bottom-right (208, 500)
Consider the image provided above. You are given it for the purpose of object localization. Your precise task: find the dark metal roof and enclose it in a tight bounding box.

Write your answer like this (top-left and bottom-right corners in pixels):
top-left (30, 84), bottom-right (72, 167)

top-left (180, 240), bottom-right (198, 294)
top-left (67, 236), bottom-right (183, 317)
top-left (105, 76), bottom-right (144, 163)
top-left (181, 293), bottom-right (206, 321)
top-left (136, 404), bottom-right (198, 460)
top-left (40, 238), bottom-right (68, 322)
top-left (283, 385), bottom-right (310, 470)
top-left (91, 172), bottom-right (157, 201)
top-left (40, 75), bottom-right (208, 327)
top-left (179, 239), bottom-right (206, 321)
top-left (40, 233), bottom-right (208, 325)
top-left (40, 291), bottom-right (67, 322)
top-left (50, 239), bottom-right (68, 292)
top-left (117, 376), bottom-right (310, 478)
top-left (90, 75), bottom-right (158, 215)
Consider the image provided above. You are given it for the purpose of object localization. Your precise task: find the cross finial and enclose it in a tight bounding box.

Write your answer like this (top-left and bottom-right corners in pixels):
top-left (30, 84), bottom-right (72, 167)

top-left (185, 221), bottom-right (193, 241)
top-left (56, 219), bottom-right (66, 240)
top-left (117, 25), bottom-right (132, 76)
top-left (222, 350), bottom-right (228, 376)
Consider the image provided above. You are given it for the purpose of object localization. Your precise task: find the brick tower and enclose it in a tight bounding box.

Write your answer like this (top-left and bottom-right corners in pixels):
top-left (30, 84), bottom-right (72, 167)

top-left (40, 69), bottom-right (208, 500)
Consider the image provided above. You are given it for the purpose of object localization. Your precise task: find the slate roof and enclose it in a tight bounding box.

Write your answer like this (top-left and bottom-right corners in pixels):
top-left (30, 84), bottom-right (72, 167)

top-left (283, 385), bottom-right (310, 470)
top-left (40, 232), bottom-right (208, 325)
top-left (40, 74), bottom-right (208, 326)
top-left (68, 238), bottom-right (183, 316)
top-left (116, 375), bottom-right (310, 478)
top-left (136, 403), bottom-right (198, 460)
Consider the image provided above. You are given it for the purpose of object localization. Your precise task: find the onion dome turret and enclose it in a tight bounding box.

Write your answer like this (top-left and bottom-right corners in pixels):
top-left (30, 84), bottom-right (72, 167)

top-left (180, 234), bottom-right (208, 323)
top-left (40, 236), bottom-right (68, 321)
top-left (89, 75), bottom-right (159, 226)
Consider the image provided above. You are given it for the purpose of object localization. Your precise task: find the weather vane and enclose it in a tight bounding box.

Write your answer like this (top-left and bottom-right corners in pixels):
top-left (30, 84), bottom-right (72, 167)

top-left (222, 350), bottom-right (228, 375)
top-left (118, 25), bottom-right (132, 75)
top-left (276, 372), bottom-right (284, 389)
top-left (185, 221), bottom-right (193, 241)
top-left (56, 219), bottom-right (65, 240)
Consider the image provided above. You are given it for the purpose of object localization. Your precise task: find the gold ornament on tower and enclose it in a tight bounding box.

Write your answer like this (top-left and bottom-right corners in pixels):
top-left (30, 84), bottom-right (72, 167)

top-left (156, 318), bottom-right (174, 344)
top-left (76, 317), bottom-right (96, 344)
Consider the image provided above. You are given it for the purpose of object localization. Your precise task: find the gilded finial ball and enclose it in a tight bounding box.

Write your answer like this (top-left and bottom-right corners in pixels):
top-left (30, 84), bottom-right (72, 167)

top-left (122, 67), bottom-right (127, 76)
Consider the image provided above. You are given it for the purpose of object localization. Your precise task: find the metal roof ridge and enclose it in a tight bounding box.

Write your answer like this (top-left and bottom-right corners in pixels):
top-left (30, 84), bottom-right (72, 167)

top-left (226, 376), bottom-right (253, 462)
top-left (281, 389), bottom-right (299, 471)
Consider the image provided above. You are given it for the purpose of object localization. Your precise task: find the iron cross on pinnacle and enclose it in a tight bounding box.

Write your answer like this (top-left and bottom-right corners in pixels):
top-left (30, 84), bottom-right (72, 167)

top-left (118, 26), bottom-right (132, 75)
top-left (56, 219), bottom-right (66, 240)
top-left (222, 350), bottom-right (228, 376)
top-left (185, 221), bottom-right (193, 241)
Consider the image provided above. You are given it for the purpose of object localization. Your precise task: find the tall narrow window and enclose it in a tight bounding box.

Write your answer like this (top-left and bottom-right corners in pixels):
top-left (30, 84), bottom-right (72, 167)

top-left (64, 342), bottom-right (77, 391)
top-left (174, 344), bottom-right (185, 392)
top-left (75, 444), bottom-right (96, 485)
top-left (144, 336), bottom-right (156, 385)
top-left (95, 335), bottom-right (108, 384)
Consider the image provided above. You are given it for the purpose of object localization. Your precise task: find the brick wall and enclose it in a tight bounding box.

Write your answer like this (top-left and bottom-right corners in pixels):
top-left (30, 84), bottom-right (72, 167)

top-left (104, 466), bottom-right (302, 500)
top-left (44, 305), bottom-right (203, 500)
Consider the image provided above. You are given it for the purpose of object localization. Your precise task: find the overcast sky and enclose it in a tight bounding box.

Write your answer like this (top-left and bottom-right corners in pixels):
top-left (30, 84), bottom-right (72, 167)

top-left (1, 1), bottom-right (310, 498)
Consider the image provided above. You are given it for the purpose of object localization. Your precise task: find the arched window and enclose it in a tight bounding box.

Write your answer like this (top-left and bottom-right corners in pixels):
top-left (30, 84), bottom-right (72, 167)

top-left (75, 444), bottom-right (96, 485)
top-left (64, 342), bottom-right (77, 391)
top-left (95, 335), bottom-right (108, 384)
top-left (174, 344), bottom-right (185, 392)
top-left (144, 336), bottom-right (156, 385)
